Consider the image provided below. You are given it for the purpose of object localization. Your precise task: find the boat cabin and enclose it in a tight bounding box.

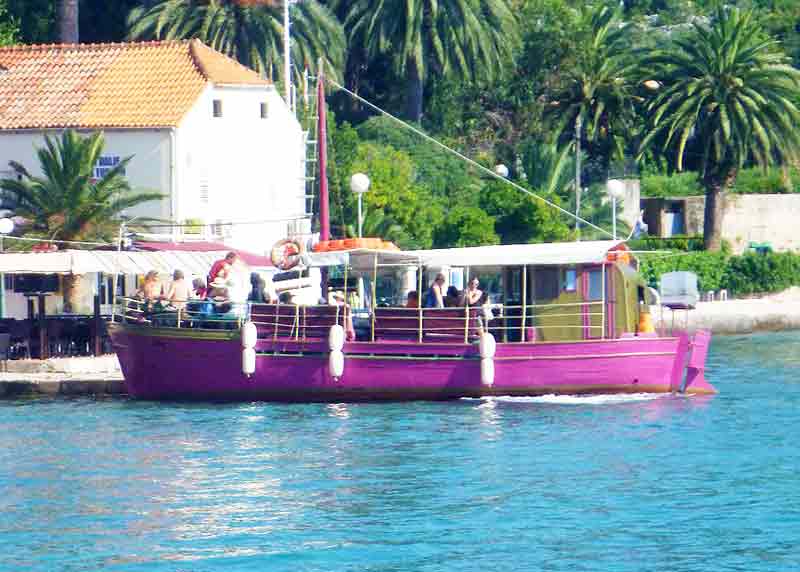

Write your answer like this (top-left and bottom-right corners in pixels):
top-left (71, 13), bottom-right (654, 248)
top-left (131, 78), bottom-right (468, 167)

top-left (115, 240), bottom-right (651, 343)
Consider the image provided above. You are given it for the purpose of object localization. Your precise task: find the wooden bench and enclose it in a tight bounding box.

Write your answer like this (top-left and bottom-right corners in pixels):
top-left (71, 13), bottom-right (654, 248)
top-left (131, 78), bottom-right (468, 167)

top-left (373, 307), bottom-right (481, 342)
top-left (249, 304), bottom-right (349, 339)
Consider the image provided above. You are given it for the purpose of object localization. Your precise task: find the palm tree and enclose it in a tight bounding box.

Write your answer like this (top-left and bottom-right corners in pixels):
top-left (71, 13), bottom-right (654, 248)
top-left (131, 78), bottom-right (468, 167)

top-left (545, 5), bottom-right (638, 163)
top-left (335, 0), bottom-right (519, 122)
top-left (59, 0), bottom-right (79, 43)
top-left (639, 6), bottom-right (800, 251)
top-left (0, 130), bottom-right (163, 311)
top-left (127, 0), bottom-right (345, 83)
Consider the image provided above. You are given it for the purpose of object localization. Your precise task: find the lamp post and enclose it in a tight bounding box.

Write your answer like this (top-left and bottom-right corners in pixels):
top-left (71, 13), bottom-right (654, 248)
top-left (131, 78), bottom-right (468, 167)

top-left (0, 217), bottom-right (14, 319)
top-left (350, 173), bottom-right (370, 238)
top-left (606, 179), bottom-right (625, 240)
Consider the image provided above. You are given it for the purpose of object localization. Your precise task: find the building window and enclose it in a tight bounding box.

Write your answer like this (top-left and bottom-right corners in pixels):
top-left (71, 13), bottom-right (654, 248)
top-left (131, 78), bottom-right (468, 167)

top-left (534, 268), bottom-right (559, 300)
top-left (260, 102), bottom-right (268, 119)
top-left (587, 269), bottom-right (604, 301)
top-left (563, 268), bottom-right (577, 292)
top-left (213, 99), bottom-right (223, 118)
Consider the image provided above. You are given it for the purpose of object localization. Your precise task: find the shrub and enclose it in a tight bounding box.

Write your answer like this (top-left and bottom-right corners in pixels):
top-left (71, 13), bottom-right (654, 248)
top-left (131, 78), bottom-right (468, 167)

top-left (732, 167), bottom-right (799, 194)
top-left (722, 252), bottom-right (800, 295)
top-left (639, 251), bottom-right (729, 292)
top-left (640, 171), bottom-right (702, 198)
top-left (640, 250), bottom-right (800, 297)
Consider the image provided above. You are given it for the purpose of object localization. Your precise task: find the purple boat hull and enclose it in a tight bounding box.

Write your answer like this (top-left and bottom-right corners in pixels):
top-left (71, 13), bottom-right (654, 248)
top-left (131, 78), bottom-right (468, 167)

top-left (109, 323), bottom-right (715, 401)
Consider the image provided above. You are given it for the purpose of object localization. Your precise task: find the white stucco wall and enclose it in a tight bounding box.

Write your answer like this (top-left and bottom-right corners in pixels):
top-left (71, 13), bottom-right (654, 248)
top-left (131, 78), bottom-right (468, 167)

top-left (0, 129), bottom-right (172, 222)
top-left (175, 84), bottom-right (306, 254)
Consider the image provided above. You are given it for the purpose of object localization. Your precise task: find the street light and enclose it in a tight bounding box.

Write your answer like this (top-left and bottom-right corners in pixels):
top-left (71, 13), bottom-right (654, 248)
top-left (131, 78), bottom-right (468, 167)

top-left (0, 217), bottom-right (14, 319)
top-left (606, 179), bottom-right (625, 240)
top-left (350, 173), bottom-right (370, 238)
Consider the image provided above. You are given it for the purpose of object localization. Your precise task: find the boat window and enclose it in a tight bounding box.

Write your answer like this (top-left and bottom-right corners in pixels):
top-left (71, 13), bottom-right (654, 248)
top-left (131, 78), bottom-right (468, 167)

top-left (534, 268), bottom-right (559, 300)
top-left (563, 268), bottom-right (577, 292)
top-left (587, 269), bottom-right (603, 300)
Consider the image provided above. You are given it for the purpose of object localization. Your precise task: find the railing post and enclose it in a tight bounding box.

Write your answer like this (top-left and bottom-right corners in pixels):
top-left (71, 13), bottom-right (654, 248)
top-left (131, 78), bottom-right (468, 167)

top-left (417, 261), bottom-right (423, 343)
top-left (176, 307), bottom-right (181, 329)
top-left (370, 254), bottom-right (377, 342)
top-left (464, 305), bottom-right (469, 344)
top-left (521, 265), bottom-right (527, 343)
top-left (601, 262), bottom-right (606, 340)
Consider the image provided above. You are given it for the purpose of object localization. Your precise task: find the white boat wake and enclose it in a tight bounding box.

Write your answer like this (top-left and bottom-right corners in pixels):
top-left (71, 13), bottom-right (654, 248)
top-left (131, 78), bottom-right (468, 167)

top-left (463, 394), bottom-right (666, 405)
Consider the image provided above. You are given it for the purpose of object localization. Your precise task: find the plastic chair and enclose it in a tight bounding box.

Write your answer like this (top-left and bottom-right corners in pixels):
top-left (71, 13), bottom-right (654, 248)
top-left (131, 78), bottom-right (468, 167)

top-left (8, 320), bottom-right (32, 359)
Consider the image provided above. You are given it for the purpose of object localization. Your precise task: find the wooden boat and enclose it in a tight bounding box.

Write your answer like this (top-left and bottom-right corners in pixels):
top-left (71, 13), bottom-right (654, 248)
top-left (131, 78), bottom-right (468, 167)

top-left (108, 240), bottom-right (715, 401)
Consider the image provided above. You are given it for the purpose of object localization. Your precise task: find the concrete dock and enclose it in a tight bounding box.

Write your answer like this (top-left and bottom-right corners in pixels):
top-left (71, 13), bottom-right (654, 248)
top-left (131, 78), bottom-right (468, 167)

top-left (653, 287), bottom-right (800, 334)
top-left (0, 355), bottom-right (125, 398)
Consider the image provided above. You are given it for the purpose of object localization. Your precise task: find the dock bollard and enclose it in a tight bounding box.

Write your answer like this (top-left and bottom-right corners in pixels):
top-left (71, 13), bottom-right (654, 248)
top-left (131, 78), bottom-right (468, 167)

top-left (479, 333), bottom-right (496, 386)
top-left (329, 325), bottom-right (345, 378)
top-left (241, 321), bottom-right (257, 376)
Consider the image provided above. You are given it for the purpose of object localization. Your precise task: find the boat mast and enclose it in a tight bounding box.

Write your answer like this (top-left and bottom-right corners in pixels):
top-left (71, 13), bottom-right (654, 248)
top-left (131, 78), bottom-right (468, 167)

top-left (317, 61), bottom-right (330, 241)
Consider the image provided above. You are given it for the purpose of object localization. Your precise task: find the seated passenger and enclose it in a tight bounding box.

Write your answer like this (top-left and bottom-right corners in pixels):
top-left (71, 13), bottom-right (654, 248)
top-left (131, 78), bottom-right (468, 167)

top-left (444, 285), bottom-right (462, 307)
top-left (164, 269), bottom-right (191, 310)
top-left (136, 270), bottom-right (162, 313)
top-left (423, 274), bottom-right (446, 308)
top-left (192, 277), bottom-right (208, 299)
top-left (405, 290), bottom-right (419, 308)
top-left (463, 277), bottom-right (483, 306)
top-left (249, 272), bottom-right (267, 303)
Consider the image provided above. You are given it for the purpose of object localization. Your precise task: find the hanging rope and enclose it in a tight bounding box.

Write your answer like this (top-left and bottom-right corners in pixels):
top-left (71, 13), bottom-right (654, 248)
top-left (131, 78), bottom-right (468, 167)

top-left (325, 78), bottom-right (615, 239)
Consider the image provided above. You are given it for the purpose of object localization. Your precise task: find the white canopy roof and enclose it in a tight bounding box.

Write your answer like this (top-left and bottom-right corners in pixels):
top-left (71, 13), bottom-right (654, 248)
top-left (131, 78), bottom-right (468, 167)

top-left (407, 240), bottom-right (626, 268)
top-left (307, 241), bottom-right (627, 271)
top-left (0, 249), bottom-right (270, 275)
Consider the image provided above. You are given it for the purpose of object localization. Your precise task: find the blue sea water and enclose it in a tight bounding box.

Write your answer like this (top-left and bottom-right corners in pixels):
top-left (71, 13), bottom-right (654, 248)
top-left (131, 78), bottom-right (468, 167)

top-left (1, 332), bottom-right (799, 572)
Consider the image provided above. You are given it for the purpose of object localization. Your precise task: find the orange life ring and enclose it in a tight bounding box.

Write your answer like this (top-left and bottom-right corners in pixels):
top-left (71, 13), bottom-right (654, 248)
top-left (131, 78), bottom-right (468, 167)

top-left (270, 238), bottom-right (305, 270)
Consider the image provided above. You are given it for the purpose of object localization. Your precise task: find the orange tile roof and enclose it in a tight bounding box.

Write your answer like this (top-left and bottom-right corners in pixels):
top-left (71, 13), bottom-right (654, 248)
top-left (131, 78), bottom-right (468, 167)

top-left (0, 39), bottom-right (270, 129)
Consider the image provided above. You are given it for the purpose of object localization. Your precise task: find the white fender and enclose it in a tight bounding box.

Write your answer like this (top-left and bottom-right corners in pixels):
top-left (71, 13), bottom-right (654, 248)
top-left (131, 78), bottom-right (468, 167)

top-left (241, 321), bottom-right (258, 349)
top-left (328, 324), bottom-right (345, 352)
top-left (479, 332), bottom-right (496, 359)
top-left (242, 347), bottom-right (256, 376)
top-left (329, 349), bottom-right (344, 378)
top-left (481, 358), bottom-right (495, 387)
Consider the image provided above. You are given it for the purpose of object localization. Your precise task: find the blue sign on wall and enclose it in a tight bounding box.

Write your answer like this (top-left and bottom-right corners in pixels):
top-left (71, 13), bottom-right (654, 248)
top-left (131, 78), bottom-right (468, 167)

top-left (93, 155), bottom-right (126, 179)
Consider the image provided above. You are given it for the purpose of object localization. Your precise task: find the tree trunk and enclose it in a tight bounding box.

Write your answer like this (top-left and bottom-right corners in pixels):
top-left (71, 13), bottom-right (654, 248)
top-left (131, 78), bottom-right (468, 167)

top-left (702, 169), bottom-right (736, 251)
top-left (406, 58), bottom-right (423, 123)
top-left (62, 274), bottom-right (82, 314)
top-left (59, 0), bottom-right (79, 44)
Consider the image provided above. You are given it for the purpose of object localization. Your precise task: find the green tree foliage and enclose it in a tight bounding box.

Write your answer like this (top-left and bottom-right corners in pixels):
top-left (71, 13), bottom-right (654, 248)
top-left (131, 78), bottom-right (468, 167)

top-left (6, 0), bottom-right (54, 43)
top-left (640, 6), bottom-right (800, 251)
top-left (432, 205), bottom-right (499, 248)
top-left (544, 5), bottom-right (639, 163)
top-left (127, 0), bottom-right (346, 82)
top-left (343, 209), bottom-right (414, 249)
top-left (0, 0), bottom-right (18, 45)
top-left (336, 0), bottom-right (519, 122)
top-left (349, 142), bottom-right (443, 249)
top-left (356, 116), bottom-right (478, 201)
top-left (0, 130), bottom-right (162, 310)
top-left (479, 180), bottom-right (571, 244)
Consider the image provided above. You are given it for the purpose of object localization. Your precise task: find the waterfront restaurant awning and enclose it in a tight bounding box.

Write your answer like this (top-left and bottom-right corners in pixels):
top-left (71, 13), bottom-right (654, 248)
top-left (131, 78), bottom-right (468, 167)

top-left (0, 249), bottom-right (265, 275)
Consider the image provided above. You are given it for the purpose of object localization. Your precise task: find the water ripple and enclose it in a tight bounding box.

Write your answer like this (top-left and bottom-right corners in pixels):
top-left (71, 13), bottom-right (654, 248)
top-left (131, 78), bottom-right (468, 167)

top-left (0, 332), bottom-right (799, 571)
